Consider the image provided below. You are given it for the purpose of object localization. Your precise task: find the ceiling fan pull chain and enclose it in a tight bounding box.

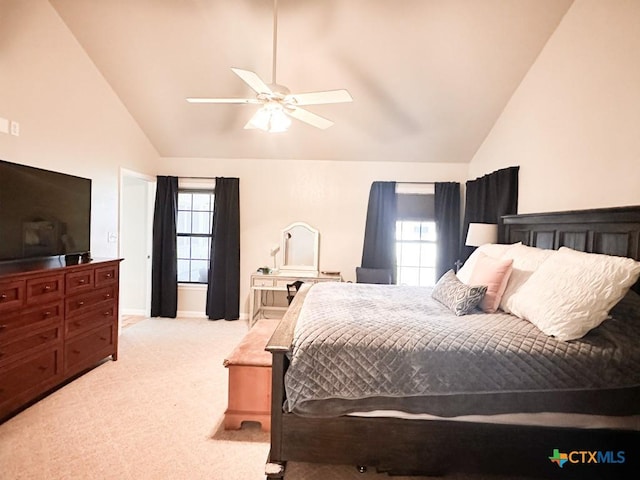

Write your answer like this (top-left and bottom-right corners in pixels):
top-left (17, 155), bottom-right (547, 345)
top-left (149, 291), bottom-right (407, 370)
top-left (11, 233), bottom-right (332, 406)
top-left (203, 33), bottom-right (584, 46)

top-left (272, 0), bottom-right (278, 85)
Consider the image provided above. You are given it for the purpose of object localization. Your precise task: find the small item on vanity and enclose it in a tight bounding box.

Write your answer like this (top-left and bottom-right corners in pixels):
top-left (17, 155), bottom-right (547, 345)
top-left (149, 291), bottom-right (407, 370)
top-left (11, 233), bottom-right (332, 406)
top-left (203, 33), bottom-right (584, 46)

top-left (321, 270), bottom-right (340, 276)
top-left (81, 251), bottom-right (92, 263)
top-left (257, 266), bottom-right (271, 274)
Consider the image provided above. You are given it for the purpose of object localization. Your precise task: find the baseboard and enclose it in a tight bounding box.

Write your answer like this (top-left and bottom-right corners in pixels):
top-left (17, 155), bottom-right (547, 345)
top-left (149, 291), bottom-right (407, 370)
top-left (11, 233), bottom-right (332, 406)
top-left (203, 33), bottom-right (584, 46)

top-left (177, 310), bottom-right (207, 318)
top-left (124, 309), bottom-right (248, 321)
top-left (121, 308), bottom-right (147, 316)
top-left (176, 311), bottom-right (249, 321)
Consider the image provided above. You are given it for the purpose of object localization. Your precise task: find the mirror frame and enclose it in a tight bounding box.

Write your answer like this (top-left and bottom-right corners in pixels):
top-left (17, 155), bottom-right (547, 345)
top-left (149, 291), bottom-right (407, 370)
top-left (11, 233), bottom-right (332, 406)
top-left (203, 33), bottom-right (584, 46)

top-left (280, 222), bottom-right (319, 274)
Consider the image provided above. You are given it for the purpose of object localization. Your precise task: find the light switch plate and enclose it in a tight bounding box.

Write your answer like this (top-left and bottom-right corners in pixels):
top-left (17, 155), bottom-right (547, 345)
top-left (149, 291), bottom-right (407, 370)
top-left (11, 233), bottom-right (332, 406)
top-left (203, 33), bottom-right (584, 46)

top-left (10, 121), bottom-right (20, 136)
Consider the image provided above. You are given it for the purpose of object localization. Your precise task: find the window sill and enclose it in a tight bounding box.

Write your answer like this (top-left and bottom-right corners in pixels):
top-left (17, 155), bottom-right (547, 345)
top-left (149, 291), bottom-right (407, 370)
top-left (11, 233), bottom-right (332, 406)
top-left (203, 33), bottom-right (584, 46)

top-left (178, 283), bottom-right (208, 290)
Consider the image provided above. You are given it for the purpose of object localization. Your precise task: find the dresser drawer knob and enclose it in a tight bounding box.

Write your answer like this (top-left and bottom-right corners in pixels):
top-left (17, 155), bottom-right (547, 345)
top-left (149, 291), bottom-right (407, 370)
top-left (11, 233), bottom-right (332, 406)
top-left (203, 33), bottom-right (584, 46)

top-left (43, 285), bottom-right (52, 292)
top-left (38, 365), bottom-right (48, 372)
top-left (78, 279), bottom-right (86, 285)
top-left (103, 311), bottom-right (112, 317)
top-left (104, 293), bottom-right (111, 299)
top-left (43, 311), bottom-right (52, 318)
top-left (40, 334), bottom-right (51, 341)
top-left (100, 336), bottom-right (107, 341)
top-left (0, 324), bottom-right (6, 330)
top-left (0, 294), bottom-right (7, 300)
top-left (77, 301), bottom-right (85, 307)
top-left (105, 273), bottom-right (113, 278)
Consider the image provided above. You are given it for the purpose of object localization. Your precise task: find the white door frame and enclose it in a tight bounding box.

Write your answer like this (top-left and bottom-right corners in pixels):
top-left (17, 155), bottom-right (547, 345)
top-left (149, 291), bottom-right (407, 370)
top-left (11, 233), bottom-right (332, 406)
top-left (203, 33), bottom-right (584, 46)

top-left (119, 168), bottom-right (156, 318)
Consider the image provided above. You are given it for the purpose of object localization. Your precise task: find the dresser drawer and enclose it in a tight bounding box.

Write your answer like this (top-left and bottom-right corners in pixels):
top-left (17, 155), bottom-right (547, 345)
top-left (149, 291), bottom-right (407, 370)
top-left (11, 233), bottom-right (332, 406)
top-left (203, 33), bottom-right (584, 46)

top-left (65, 286), bottom-right (116, 318)
top-left (0, 279), bottom-right (25, 312)
top-left (0, 301), bottom-right (63, 343)
top-left (26, 274), bottom-right (64, 305)
top-left (65, 269), bottom-right (94, 294)
top-left (64, 324), bottom-right (115, 375)
top-left (95, 264), bottom-right (118, 287)
top-left (0, 348), bottom-right (62, 413)
top-left (0, 322), bottom-right (62, 367)
top-left (65, 303), bottom-right (116, 337)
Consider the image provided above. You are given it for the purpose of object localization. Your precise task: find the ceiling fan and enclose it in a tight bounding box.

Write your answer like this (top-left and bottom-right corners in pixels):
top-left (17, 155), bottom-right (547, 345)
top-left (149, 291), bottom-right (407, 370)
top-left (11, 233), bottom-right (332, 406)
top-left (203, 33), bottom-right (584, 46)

top-left (186, 0), bottom-right (353, 132)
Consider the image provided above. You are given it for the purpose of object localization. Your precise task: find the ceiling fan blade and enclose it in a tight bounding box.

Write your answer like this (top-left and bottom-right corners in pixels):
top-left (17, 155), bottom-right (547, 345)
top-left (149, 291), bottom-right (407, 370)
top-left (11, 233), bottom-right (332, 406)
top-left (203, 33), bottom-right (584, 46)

top-left (186, 97), bottom-right (261, 104)
top-left (231, 68), bottom-right (273, 95)
top-left (287, 107), bottom-right (335, 130)
top-left (286, 89), bottom-right (353, 106)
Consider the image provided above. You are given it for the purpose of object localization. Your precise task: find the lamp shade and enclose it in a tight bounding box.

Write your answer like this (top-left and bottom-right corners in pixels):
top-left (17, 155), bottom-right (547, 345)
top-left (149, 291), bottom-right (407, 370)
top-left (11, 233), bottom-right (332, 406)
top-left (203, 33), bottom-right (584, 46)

top-left (465, 223), bottom-right (498, 247)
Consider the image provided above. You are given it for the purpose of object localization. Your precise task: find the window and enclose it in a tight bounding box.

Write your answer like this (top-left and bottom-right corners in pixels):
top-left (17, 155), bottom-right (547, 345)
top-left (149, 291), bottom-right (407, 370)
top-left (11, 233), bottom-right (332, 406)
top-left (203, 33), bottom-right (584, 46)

top-left (395, 220), bottom-right (437, 286)
top-left (177, 190), bottom-right (214, 283)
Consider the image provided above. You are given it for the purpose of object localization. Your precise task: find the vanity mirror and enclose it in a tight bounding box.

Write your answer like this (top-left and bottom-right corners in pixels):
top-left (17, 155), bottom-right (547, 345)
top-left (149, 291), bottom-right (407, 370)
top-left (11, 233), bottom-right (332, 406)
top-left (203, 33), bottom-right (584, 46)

top-left (280, 222), bottom-right (319, 274)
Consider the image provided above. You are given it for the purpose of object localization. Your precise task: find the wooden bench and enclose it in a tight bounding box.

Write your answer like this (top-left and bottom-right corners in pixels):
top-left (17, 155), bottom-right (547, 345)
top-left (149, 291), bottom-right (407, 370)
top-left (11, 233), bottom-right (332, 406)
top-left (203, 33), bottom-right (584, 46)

top-left (223, 319), bottom-right (279, 432)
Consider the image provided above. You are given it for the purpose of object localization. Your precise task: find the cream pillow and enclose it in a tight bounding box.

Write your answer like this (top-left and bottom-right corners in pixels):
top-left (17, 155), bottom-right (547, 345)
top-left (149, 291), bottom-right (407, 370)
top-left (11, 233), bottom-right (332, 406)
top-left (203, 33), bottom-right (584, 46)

top-left (457, 242), bottom-right (520, 284)
top-left (499, 244), bottom-right (555, 313)
top-left (466, 252), bottom-right (513, 313)
top-left (508, 247), bottom-right (640, 341)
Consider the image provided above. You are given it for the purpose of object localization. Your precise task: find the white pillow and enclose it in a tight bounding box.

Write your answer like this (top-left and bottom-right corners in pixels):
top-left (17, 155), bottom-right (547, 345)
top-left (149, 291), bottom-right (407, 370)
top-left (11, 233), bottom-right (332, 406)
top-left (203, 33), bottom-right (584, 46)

top-left (457, 242), bottom-right (520, 284)
top-left (499, 244), bottom-right (555, 313)
top-left (508, 247), bottom-right (640, 341)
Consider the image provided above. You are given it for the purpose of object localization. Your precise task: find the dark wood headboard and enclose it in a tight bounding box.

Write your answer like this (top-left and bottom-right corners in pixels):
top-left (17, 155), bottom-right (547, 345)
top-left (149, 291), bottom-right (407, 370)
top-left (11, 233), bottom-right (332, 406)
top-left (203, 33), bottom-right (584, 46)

top-left (501, 205), bottom-right (640, 292)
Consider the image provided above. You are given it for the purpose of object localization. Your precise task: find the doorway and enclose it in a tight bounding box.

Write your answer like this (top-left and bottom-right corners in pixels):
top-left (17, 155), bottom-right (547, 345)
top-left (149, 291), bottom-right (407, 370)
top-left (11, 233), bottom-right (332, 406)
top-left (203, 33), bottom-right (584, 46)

top-left (119, 169), bottom-right (155, 318)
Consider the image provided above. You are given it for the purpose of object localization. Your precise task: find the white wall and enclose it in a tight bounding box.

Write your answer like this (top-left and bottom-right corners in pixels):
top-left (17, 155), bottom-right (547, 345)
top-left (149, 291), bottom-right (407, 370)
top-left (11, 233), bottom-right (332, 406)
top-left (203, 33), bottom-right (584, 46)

top-left (0, 0), bottom-right (159, 258)
top-left (157, 157), bottom-right (468, 317)
top-left (469, 0), bottom-right (640, 213)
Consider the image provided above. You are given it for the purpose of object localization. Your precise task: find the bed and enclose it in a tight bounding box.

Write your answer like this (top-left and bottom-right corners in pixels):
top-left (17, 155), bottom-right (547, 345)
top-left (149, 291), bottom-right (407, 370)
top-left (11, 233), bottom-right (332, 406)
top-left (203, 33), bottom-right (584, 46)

top-left (265, 206), bottom-right (640, 479)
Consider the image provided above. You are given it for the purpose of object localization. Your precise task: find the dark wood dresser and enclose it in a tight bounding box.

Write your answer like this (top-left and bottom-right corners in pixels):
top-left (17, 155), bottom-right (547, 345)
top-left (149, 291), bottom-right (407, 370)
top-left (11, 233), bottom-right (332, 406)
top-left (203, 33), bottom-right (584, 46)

top-left (0, 257), bottom-right (122, 421)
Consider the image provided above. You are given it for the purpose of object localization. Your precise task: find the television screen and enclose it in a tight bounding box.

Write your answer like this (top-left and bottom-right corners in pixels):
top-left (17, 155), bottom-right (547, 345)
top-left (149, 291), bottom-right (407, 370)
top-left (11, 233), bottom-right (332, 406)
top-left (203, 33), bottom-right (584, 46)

top-left (0, 159), bottom-right (91, 262)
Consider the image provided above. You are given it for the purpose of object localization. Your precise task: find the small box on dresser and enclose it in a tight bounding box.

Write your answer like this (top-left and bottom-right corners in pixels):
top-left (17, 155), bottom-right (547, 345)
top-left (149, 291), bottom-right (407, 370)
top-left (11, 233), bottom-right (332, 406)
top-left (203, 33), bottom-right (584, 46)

top-left (0, 258), bottom-right (122, 421)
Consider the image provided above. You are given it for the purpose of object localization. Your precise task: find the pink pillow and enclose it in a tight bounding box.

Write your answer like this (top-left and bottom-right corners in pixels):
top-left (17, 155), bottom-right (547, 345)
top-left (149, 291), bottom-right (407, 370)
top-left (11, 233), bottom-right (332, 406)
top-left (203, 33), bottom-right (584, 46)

top-left (467, 252), bottom-right (513, 313)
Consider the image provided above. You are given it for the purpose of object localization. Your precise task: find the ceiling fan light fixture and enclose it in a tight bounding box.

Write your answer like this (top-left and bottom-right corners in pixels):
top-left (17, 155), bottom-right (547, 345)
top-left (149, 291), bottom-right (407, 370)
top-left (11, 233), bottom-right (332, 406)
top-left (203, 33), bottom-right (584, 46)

top-left (247, 102), bottom-right (291, 133)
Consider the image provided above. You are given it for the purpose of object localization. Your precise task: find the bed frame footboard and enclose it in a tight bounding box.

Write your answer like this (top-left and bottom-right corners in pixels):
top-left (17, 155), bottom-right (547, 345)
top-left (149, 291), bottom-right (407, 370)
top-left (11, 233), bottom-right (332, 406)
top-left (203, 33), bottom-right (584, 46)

top-left (265, 294), bottom-right (298, 479)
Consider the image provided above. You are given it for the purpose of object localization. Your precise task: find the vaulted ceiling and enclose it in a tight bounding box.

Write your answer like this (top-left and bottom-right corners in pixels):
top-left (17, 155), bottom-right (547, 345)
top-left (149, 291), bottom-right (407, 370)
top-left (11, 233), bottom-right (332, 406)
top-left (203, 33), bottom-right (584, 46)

top-left (49, 0), bottom-right (573, 162)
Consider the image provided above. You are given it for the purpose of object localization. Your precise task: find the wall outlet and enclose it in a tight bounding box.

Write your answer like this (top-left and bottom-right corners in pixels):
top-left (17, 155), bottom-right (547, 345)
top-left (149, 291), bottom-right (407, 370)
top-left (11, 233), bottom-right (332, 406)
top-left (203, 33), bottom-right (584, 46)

top-left (10, 121), bottom-right (19, 136)
top-left (0, 117), bottom-right (9, 134)
top-left (107, 232), bottom-right (118, 243)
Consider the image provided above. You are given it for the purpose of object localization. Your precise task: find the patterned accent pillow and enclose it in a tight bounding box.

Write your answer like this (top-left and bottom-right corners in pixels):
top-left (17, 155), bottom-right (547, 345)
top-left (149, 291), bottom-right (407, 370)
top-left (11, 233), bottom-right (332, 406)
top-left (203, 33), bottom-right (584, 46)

top-left (431, 270), bottom-right (487, 316)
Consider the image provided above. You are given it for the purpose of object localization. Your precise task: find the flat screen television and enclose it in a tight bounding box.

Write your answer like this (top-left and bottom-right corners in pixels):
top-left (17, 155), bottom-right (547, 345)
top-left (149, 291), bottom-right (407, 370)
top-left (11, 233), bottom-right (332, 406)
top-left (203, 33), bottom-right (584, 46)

top-left (0, 159), bottom-right (91, 262)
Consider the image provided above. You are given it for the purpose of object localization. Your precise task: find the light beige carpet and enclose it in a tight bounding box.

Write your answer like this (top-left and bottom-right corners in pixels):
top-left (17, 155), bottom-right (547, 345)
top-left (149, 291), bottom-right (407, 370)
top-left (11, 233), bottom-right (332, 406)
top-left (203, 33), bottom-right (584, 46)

top-left (0, 317), bottom-right (527, 479)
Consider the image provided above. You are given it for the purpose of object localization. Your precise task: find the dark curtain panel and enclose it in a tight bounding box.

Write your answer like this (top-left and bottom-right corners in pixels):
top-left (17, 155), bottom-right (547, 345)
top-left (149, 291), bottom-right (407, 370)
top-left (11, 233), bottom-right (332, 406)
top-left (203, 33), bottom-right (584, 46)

top-left (206, 177), bottom-right (240, 320)
top-left (461, 166), bottom-right (519, 262)
top-left (361, 181), bottom-right (397, 283)
top-left (151, 176), bottom-right (178, 318)
top-left (434, 182), bottom-right (461, 280)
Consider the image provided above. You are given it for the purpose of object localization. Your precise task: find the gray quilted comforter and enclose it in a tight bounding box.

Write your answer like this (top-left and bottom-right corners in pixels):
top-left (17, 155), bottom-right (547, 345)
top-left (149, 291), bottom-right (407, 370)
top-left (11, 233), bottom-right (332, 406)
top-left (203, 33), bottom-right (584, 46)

top-left (283, 282), bottom-right (640, 417)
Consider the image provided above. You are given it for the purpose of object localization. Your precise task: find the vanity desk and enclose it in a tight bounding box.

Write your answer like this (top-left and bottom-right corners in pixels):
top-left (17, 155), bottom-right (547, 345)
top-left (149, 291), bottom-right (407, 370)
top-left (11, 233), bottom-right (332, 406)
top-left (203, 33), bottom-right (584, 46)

top-left (248, 222), bottom-right (341, 326)
top-left (249, 271), bottom-right (341, 326)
